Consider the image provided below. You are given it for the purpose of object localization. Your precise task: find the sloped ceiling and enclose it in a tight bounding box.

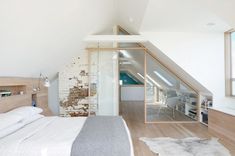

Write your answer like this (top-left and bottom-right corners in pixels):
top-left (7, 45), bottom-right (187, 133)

top-left (1, 0), bottom-right (235, 79)
top-left (117, 0), bottom-right (235, 33)
top-left (0, 0), bottom-right (116, 79)
top-left (116, 0), bottom-right (150, 34)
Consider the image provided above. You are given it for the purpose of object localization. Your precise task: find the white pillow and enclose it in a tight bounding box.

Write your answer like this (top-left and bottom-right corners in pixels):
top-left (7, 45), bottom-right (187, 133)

top-left (7, 106), bottom-right (43, 120)
top-left (0, 114), bottom-right (23, 130)
top-left (0, 122), bottom-right (24, 138)
top-left (21, 114), bottom-right (44, 125)
top-left (0, 114), bottom-right (44, 139)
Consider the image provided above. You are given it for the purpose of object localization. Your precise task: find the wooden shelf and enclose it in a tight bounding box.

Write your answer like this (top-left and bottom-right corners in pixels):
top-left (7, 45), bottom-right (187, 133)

top-left (0, 85), bottom-right (27, 97)
top-left (0, 94), bottom-right (27, 100)
top-left (185, 102), bottom-right (197, 108)
top-left (187, 115), bottom-right (197, 120)
top-left (199, 94), bottom-right (212, 126)
top-left (200, 121), bottom-right (208, 126)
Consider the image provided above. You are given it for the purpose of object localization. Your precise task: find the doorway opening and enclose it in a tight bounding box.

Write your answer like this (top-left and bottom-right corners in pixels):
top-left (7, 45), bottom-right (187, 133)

top-left (119, 49), bottom-right (145, 123)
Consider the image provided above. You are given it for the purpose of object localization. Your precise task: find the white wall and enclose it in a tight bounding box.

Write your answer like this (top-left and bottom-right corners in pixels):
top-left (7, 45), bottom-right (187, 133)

top-left (0, 0), bottom-right (117, 116)
top-left (0, 0), bottom-right (116, 79)
top-left (48, 78), bottom-right (59, 115)
top-left (142, 32), bottom-right (235, 109)
top-left (121, 86), bottom-right (144, 101)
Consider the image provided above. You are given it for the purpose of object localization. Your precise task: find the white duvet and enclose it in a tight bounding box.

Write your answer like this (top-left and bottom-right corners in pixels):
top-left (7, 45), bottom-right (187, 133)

top-left (0, 117), bottom-right (86, 156)
top-left (0, 116), bottom-right (134, 156)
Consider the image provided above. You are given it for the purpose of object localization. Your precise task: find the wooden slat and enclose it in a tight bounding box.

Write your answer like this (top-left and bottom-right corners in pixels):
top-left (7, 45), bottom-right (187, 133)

top-left (86, 47), bottom-right (146, 51)
top-left (208, 108), bottom-right (235, 144)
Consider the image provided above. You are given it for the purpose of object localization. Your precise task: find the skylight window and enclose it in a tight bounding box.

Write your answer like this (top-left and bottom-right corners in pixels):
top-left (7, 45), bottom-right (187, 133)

top-left (137, 73), bottom-right (144, 79)
top-left (137, 73), bottom-right (153, 86)
top-left (120, 50), bottom-right (131, 58)
top-left (146, 75), bottom-right (161, 88)
top-left (154, 71), bottom-right (173, 86)
top-left (119, 61), bottom-right (132, 65)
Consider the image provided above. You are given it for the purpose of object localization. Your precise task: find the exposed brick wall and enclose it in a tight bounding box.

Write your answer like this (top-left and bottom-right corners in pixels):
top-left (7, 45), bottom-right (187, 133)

top-left (59, 52), bottom-right (89, 117)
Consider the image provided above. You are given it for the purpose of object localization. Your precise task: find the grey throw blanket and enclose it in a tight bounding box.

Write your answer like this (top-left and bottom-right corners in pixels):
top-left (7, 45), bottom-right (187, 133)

top-left (71, 116), bottom-right (131, 156)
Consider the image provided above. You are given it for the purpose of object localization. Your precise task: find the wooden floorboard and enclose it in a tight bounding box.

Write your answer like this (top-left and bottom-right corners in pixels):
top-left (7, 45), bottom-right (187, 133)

top-left (120, 101), bottom-right (235, 156)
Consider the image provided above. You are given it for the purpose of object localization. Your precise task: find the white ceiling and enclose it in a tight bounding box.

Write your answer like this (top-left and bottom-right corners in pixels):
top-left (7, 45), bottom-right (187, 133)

top-left (139, 0), bottom-right (231, 32)
top-left (1, 0), bottom-right (235, 79)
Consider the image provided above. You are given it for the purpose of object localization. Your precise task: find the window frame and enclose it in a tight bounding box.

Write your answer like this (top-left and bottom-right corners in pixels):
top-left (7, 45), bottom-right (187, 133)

top-left (225, 29), bottom-right (235, 97)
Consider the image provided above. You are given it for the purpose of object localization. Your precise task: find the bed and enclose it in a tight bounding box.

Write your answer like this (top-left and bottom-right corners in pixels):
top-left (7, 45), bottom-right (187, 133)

top-left (0, 107), bottom-right (134, 156)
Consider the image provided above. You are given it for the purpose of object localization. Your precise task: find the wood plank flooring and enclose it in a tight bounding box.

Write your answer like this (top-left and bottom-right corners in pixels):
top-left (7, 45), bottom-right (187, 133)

top-left (120, 101), bottom-right (235, 156)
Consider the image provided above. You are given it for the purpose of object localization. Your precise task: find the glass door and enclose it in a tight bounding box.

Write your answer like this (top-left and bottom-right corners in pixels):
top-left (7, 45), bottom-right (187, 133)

top-left (89, 50), bottom-right (119, 116)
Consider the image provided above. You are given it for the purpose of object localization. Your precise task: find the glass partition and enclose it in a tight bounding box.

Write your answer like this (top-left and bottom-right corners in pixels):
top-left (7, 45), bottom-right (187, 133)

top-left (88, 41), bottom-right (199, 122)
top-left (119, 49), bottom-right (145, 86)
top-left (89, 51), bottom-right (99, 115)
top-left (145, 53), bottom-right (198, 122)
top-left (89, 50), bottom-right (119, 116)
top-left (231, 32), bottom-right (235, 96)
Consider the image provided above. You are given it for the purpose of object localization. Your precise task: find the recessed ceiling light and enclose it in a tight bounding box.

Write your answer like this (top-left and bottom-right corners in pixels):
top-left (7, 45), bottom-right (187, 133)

top-left (206, 22), bottom-right (216, 26)
top-left (129, 17), bottom-right (134, 23)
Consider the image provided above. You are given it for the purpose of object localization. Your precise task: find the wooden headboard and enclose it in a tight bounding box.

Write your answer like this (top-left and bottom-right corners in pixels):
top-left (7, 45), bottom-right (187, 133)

top-left (0, 77), bottom-right (51, 115)
top-left (0, 95), bottom-right (31, 113)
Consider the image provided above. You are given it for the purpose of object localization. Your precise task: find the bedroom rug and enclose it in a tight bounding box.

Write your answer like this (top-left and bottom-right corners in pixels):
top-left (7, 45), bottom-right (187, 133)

top-left (140, 137), bottom-right (231, 156)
